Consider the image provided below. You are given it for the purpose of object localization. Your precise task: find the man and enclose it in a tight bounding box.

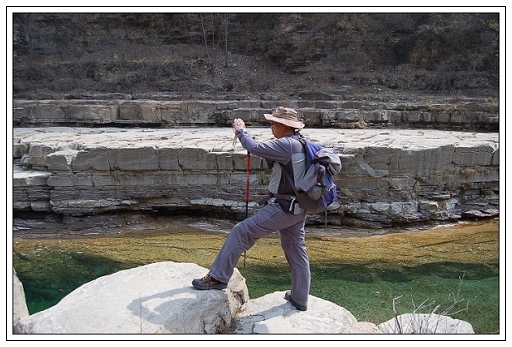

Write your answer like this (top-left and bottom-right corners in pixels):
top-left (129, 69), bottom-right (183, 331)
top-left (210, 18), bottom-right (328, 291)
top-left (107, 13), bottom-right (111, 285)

top-left (191, 106), bottom-right (310, 311)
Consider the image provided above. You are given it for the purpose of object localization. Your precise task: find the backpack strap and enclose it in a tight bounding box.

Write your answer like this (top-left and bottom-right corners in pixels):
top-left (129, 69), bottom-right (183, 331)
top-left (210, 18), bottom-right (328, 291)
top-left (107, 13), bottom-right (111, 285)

top-left (280, 163), bottom-right (301, 198)
top-left (296, 136), bottom-right (311, 166)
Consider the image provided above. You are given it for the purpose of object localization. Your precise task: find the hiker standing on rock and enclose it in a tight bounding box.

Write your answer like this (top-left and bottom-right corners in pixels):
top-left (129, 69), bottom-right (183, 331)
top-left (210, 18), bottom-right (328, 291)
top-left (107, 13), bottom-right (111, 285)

top-left (192, 106), bottom-right (310, 311)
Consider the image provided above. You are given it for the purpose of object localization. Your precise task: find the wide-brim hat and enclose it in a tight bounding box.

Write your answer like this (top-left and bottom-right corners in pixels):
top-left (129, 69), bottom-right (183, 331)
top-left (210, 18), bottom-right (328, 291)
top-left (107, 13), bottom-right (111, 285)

top-left (264, 106), bottom-right (305, 129)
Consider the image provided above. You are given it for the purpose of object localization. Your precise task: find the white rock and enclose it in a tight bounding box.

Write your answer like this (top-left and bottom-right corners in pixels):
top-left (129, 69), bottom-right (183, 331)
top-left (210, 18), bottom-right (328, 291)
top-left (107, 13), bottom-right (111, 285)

top-left (378, 313), bottom-right (474, 334)
top-left (13, 262), bottom-right (475, 335)
top-left (12, 269), bottom-right (29, 326)
top-left (14, 262), bottom-right (248, 334)
top-left (234, 291), bottom-right (359, 334)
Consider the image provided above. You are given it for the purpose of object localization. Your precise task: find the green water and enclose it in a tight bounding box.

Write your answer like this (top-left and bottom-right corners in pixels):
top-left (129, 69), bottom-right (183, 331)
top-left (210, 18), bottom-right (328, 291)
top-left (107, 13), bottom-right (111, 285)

top-left (240, 263), bottom-right (499, 334)
top-left (12, 218), bottom-right (500, 334)
top-left (14, 250), bottom-right (139, 314)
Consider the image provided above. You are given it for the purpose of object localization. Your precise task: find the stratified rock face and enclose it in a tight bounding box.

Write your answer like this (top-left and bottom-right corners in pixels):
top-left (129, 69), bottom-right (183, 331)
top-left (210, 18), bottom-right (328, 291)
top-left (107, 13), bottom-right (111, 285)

top-left (12, 98), bottom-right (499, 131)
top-left (12, 126), bottom-right (499, 227)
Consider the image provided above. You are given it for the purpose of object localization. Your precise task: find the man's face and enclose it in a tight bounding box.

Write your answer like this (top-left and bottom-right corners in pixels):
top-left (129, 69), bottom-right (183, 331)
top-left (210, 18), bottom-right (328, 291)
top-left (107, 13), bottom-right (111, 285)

top-left (271, 121), bottom-right (287, 138)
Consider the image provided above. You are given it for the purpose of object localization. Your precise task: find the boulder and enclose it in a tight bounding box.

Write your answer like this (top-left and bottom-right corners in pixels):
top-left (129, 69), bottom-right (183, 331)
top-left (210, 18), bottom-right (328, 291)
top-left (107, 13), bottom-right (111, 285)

top-left (12, 268), bottom-right (30, 327)
top-left (14, 262), bottom-right (248, 334)
top-left (378, 313), bottom-right (474, 334)
top-left (12, 261), bottom-right (474, 335)
top-left (233, 292), bottom-right (363, 334)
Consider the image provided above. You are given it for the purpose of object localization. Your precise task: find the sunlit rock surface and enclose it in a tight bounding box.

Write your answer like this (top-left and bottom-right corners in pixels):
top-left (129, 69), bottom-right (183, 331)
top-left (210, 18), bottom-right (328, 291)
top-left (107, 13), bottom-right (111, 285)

top-left (13, 127), bottom-right (499, 227)
top-left (14, 262), bottom-right (248, 334)
top-left (12, 262), bottom-right (474, 334)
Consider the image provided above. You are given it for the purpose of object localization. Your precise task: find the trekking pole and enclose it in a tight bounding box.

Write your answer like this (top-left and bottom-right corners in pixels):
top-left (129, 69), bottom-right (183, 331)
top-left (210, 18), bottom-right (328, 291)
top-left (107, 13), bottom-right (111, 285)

top-left (243, 149), bottom-right (251, 268)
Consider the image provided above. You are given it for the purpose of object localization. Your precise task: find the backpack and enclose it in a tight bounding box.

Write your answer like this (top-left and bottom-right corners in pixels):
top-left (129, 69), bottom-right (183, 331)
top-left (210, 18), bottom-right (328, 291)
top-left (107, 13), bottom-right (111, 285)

top-left (282, 137), bottom-right (342, 215)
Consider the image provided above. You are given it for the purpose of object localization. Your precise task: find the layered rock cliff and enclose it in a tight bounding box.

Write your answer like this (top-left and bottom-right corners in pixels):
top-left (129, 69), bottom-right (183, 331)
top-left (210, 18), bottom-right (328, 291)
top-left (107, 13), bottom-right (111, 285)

top-left (13, 121), bottom-right (499, 229)
top-left (10, 12), bottom-right (500, 228)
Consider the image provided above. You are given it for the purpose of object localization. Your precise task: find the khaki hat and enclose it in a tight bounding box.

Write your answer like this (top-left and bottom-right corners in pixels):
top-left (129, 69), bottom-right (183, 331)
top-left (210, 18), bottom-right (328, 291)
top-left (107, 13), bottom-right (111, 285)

top-left (264, 106), bottom-right (305, 129)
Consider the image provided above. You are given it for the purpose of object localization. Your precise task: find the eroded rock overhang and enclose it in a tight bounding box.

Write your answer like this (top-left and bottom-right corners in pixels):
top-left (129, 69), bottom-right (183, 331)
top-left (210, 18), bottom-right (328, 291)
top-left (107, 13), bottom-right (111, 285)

top-left (12, 126), bottom-right (499, 228)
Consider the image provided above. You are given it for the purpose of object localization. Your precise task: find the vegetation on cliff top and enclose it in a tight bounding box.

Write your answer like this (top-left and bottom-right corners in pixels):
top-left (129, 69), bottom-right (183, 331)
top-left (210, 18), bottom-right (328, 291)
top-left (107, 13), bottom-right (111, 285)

top-left (12, 12), bottom-right (499, 99)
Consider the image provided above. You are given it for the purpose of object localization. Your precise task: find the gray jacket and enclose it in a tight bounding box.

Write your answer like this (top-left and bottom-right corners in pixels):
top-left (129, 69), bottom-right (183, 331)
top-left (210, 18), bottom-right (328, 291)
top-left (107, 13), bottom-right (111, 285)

top-left (238, 132), bottom-right (306, 197)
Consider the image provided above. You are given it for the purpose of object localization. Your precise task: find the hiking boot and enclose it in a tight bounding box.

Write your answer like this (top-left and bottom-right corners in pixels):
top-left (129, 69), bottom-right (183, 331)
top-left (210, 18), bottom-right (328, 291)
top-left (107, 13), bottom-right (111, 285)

top-left (284, 290), bottom-right (307, 311)
top-left (192, 273), bottom-right (227, 290)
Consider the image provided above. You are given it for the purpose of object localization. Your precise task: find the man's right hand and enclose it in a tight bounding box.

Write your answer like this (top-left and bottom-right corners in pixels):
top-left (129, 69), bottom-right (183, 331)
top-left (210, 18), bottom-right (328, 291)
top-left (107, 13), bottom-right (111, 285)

top-left (233, 118), bottom-right (246, 132)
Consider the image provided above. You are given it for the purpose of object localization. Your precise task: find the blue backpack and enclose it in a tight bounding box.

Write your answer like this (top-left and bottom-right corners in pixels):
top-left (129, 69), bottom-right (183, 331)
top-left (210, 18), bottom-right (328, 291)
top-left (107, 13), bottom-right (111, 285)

top-left (283, 137), bottom-right (342, 214)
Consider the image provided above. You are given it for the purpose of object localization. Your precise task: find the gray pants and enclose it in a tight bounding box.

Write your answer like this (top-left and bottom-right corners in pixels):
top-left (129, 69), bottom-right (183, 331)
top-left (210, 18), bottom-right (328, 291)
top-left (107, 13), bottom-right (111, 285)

top-left (209, 200), bottom-right (310, 307)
